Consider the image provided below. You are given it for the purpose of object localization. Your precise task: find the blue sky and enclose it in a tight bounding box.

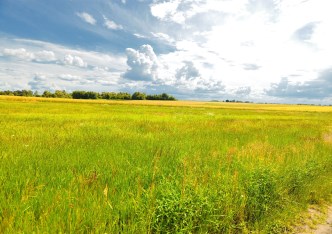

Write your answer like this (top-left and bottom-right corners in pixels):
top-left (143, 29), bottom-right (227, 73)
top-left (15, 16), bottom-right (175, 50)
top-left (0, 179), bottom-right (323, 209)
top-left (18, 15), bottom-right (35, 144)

top-left (0, 0), bottom-right (331, 103)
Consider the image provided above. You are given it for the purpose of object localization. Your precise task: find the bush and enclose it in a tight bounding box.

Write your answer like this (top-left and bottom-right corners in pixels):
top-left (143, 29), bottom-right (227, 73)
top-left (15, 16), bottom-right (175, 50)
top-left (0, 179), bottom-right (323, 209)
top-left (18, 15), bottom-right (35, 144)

top-left (152, 186), bottom-right (212, 233)
top-left (244, 169), bottom-right (280, 223)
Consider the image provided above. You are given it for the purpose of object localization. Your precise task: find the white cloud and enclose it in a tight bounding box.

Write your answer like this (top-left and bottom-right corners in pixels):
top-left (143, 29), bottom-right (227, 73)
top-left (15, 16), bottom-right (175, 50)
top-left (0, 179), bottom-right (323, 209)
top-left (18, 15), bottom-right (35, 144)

top-left (150, 0), bottom-right (184, 24)
top-left (2, 48), bottom-right (34, 60)
top-left (147, 0), bottom-right (332, 102)
top-left (265, 68), bottom-right (332, 100)
top-left (175, 61), bottom-right (200, 81)
top-left (0, 38), bottom-right (126, 92)
top-left (103, 16), bottom-right (123, 30)
top-left (2, 48), bottom-right (57, 63)
top-left (174, 61), bottom-right (225, 93)
top-left (63, 54), bottom-right (87, 68)
top-left (1, 39), bottom-right (127, 72)
top-left (2, 0), bottom-right (332, 103)
top-left (234, 86), bottom-right (251, 97)
top-left (76, 12), bottom-right (97, 25)
top-left (150, 0), bottom-right (248, 25)
top-left (0, 81), bottom-right (11, 90)
top-left (58, 74), bottom-right (81, 81)
top-left (151, 32), bottom-right (175, 44)
top-left (34, 50), bottom-right (57, 62)
top-left (124, 44), bottom-right (160, 81)
top-left (28, 74), bottom-right (60, 91)
top-left (133, 33), bottom-right (147, 39)
top-left (123, 44), bottom-right (225, 97)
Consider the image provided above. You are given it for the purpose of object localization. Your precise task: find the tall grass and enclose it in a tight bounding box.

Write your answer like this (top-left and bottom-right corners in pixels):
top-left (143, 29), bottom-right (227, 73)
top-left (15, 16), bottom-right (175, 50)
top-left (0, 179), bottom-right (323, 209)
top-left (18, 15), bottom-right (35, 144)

top-left (0, 96), bottom-right (331, 233)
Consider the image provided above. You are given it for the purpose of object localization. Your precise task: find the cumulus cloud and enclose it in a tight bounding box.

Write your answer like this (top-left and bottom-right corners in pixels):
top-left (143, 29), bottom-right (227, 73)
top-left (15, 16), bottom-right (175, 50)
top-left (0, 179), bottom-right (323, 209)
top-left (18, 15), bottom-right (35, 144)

top-left (293, 22), bottom-right (318, 42)
top-left (2, 0), bottom-right (332, 103)
top-left (28, 74), bottom-right (59, 91)
top-left (63, 54), bottom-right (87, 68)
top-left (122, 44), bottom-right (225, 96)
top-left (58, 74), bottom-right (81, 81)
top-left (150, 0), bottom-right (186, 24)
top-left (150, 0), bottom-right (249, 25)
top-left (2, 48), bottom-right (57, 63)
top-left (0, 81), bottom-right (11, 90)
top-left (246, 0), bottom-right (280, 20)
top-left (147, 0), bottom-right (332, 102)
top-left (194, 79), bottom-right (225, 94)
top-left (34, 50), bottom-right (57, 62)
top-left (175, 61), bottom-right (225, 93)
top-left (243, 63), bottom-right (260, 71)
top-left (175, 61), bottom-right (200, 81)
top-left (124, 44), bottom-right (160, 81)
top-left (150, 1), bottom-right (178, 19)
top-left (133, 33), bottom-right (147, 39)
top-left (76, 12), bottom-right (96, 25)
top-left (265, 68), bottom-right (332, 99)
top-left (234, 86), bottom-right (252, 97)
top-left (2, 48), bottom-right (34, 60)
top-left (0, 38), bottom-right (128, 93)
top-left (103, 16), bottom-right (123, 30)
top-left (151, 32), bottom-right (175, 44)
top-left (96, 79), bottom-right (117, 86)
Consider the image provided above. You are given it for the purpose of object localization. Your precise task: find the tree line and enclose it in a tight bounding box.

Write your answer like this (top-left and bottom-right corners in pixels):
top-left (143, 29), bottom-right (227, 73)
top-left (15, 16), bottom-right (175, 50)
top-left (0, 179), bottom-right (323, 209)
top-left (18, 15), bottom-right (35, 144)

top-left (0, 90), bottom-right (176, 101)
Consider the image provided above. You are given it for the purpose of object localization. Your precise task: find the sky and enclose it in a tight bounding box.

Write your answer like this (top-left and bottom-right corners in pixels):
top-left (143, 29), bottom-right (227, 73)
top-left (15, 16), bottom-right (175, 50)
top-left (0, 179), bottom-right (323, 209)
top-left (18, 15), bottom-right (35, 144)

top-left (0, 0), bottom-right (331, 103)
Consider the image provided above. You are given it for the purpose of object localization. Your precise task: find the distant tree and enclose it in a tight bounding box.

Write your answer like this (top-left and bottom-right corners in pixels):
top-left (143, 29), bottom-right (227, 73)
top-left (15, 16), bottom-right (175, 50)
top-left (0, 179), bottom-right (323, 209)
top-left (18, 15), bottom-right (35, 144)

top-left (86, 91), bottom-right (98, 99)
top-left (72, 90), bottom-right (98, 99)
top-left (132, 92), bottom-right (146, 100)
top-left (54, 90), bottom-right (71, 98)
top-left (1, 89), bottom-right (177, 101)
top-left (146, 93), bottom-right (176, 100)
top-left (116, 92), bottom-right (131, 100)
top-left (42, 91), bottom-right (54, 98)
top-left (0, 90), bottom-right (14, 96)
top-left (101, 92), bottom-right (109, 100)
top-left (72, 91), bottom-right (84, 99)
top-left (146, 94), bottom-right (158, 100)
top-left (161, 93), bottom-right (176, 100)
top-left (13, 90), bottom-right (22, 96)
top-left (109, 92), bottom-right (117, 99)
top-left (161, 93), bottom-right (169, 100)
top-left (5, 90), bottom-right (14, 96)
top-left (21, 90), bottom-right (33, 97)
top-left (101, 92), bottom-right (117, 100)
top-left (33, 91), bottom-right (40, 97)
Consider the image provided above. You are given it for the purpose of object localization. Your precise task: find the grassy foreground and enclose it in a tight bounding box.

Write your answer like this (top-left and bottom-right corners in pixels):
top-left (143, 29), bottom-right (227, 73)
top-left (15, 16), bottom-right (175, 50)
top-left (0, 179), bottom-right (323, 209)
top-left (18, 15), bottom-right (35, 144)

top-left (0, 96), bottom-right (332, 233)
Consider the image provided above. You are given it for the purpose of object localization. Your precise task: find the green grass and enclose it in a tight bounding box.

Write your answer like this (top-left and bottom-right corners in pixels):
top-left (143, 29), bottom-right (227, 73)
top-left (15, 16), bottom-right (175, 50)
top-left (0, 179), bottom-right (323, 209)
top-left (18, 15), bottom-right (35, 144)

top-left (1, 96), bottom-right (332, 233)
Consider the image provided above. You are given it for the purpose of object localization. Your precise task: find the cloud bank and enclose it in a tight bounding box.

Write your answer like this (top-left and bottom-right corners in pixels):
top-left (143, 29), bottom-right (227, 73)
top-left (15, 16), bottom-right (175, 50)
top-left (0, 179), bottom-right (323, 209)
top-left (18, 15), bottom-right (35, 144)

top-left (266, 68), bottom-right (332, 100)
top-left (0, 0), bottom-right (332, 103)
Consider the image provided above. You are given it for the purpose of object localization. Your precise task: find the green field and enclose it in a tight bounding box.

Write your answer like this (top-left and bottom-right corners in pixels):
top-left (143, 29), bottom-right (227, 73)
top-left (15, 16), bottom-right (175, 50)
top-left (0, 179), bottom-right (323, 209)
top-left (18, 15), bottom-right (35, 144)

top-left (1, 96), bottom-right (332, 233)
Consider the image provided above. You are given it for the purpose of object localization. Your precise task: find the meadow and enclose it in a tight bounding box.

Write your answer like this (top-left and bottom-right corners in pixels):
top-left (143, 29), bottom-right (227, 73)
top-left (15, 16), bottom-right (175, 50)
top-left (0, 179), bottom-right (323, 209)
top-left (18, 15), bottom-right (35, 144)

top-left (0, 96), bottom-right (332, 233)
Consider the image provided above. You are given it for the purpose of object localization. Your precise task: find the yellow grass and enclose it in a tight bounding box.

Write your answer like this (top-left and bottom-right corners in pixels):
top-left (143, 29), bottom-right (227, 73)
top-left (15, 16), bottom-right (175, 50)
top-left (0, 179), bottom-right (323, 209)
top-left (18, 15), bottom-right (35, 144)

top-left (1, 95), bottom-right (332, 112)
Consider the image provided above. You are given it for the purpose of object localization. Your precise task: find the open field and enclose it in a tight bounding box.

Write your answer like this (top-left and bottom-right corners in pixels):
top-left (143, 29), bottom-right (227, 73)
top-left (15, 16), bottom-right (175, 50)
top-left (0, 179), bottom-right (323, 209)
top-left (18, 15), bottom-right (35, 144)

top-left (0, 96), bottom-right (332, 233)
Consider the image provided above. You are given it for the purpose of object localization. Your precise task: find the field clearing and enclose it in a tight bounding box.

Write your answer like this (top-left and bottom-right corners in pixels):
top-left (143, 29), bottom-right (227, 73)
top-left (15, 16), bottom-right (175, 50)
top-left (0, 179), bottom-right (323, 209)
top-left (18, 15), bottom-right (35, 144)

top-left (0, 96), bottom-right (332, 233)
top-left (2, 95), bottom-right (332, 112)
